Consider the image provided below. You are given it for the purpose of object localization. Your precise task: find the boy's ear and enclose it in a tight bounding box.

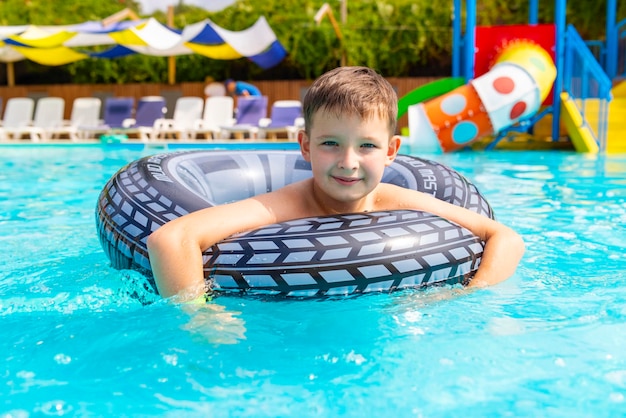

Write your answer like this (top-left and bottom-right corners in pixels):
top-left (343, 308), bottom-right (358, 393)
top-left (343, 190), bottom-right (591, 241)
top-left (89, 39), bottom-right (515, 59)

top-left (298, 130), bottom-right (311, 161)
top-left (385, 135), bottom-right (402, 165)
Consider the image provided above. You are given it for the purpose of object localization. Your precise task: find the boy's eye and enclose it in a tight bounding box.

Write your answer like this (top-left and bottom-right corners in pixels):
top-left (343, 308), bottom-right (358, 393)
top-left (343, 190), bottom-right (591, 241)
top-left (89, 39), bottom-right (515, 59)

top-left (321, 140), bottom-right (338, 146)
top-left (361, 143), bottom-right (377, 149)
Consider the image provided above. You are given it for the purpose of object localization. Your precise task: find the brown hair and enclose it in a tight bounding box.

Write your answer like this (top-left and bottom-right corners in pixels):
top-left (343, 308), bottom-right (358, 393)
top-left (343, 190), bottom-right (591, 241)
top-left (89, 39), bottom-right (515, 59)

top-left (303, 66), bottom-right (398, 136)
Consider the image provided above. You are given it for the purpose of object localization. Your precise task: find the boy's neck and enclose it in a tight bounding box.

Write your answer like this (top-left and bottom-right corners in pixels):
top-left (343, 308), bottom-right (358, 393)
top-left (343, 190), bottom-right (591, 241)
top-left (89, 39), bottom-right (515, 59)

top-left (309, 181), bottom-right (375, 215)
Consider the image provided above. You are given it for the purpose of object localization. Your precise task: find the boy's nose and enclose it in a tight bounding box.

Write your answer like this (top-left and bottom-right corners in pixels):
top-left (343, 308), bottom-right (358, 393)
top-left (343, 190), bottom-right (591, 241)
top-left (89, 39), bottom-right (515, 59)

top-left (338, 148), bottom-right (358, 170)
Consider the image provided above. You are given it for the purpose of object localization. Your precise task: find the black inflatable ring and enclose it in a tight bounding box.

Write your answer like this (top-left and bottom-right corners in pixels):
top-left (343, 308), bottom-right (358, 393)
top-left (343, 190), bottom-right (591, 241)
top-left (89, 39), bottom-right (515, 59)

top-left (96, 150), bottom-right (494, 297)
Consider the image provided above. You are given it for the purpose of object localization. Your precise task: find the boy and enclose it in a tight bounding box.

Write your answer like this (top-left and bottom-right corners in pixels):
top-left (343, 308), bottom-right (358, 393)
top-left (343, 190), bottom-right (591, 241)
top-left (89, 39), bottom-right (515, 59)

top-left (148, 66), bottom-right (525, 300)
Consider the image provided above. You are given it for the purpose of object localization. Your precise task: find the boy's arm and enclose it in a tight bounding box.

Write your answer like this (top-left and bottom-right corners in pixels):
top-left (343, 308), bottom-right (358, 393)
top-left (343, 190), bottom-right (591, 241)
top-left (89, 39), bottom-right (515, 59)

top-left (147, 197), bottom-right (277, 299)
top-left (466, 222), bottom-right (524, 287)
top-left (393, 189), bottom-right (525, 287)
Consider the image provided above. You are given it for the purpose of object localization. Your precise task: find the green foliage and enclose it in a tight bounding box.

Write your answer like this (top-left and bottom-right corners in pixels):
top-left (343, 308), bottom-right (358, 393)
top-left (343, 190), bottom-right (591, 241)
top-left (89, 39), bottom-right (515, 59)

top-left (0, 0), bottom-right (142, 25)
top-left (340, 1), bottom-right (453, 76)
top-left (0, 0), bottom-right (624, 84)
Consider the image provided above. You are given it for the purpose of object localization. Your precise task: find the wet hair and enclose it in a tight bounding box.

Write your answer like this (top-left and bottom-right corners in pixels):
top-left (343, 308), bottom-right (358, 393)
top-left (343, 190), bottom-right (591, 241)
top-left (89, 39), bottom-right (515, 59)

top-left (303, 66), bottom-right (398, 136)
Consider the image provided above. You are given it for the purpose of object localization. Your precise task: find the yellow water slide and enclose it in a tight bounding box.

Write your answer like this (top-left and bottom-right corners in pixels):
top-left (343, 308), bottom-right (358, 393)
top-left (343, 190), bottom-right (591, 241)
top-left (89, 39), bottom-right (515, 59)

top-left (561, 81), bottom-right (626, 153)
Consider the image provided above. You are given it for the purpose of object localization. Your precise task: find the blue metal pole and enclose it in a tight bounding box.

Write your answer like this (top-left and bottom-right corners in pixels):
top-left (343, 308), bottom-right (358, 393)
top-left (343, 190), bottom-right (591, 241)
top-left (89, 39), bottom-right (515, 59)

top-left (606, 0), bottom-right (617, 80)
top-left (452, 0), bottom-right (462, 77)
top-left (552, 0), bottom-right (566, 141)
top-left (464, 0), bottom-right (476, 81)
top-left (529, 0), bottom-right (538, 24)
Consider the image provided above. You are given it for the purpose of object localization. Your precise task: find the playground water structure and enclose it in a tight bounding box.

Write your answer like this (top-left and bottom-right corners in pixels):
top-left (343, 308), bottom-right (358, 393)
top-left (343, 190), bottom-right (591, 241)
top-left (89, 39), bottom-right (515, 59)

top-left (400, 0), bottom-right (625, 154)
top-left (404, 39), bottom-right (556, 153)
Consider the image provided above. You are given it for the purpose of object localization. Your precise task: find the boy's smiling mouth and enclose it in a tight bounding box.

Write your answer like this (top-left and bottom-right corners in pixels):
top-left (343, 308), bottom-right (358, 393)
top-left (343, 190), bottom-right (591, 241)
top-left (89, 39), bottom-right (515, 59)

top-left (332, 176), bottom-right (361, 185)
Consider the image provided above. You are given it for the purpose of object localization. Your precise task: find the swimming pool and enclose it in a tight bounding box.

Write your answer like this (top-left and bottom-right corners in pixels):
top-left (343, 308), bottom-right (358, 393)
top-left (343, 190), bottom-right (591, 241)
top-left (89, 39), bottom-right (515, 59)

top-left (1, 143), bottom-right (625, 416)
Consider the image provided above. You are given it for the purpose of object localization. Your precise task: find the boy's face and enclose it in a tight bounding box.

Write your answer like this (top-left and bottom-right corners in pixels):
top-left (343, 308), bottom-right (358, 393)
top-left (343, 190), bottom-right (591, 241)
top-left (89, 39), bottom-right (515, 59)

top-left (298, 109), bottom-right (400, 205)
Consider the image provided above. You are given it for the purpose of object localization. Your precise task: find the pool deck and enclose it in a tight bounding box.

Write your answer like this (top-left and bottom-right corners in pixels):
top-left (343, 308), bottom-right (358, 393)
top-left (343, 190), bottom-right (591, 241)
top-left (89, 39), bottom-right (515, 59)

top-left (0, 134), bottom-right (575, 152)
top-left (0, 138), bottom-right (303, 151)
top-left (471, 133), bottom-right (574, 151)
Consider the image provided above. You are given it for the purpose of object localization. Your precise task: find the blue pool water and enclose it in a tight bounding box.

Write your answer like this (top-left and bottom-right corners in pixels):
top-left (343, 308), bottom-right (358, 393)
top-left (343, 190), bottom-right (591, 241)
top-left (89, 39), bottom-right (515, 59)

top-left (1, 144), bottom-right (625, 416)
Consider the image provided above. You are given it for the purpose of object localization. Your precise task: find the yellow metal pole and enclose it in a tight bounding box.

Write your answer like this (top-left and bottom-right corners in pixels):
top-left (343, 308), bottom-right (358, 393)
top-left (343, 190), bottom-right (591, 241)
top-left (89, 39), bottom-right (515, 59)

top-left (7, 62), bottom-right (15, 86)
top-left (167, 6), bottom-right (176, 85)
top-left (314, 3), bottom-right (346, 66)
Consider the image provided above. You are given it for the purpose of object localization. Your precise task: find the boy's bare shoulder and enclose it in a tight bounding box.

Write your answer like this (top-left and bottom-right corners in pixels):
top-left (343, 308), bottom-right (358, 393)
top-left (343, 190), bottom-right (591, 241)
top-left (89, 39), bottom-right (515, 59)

top-left (376, 182), bottom-right (425, 199)
top-left (253, 178), bottom-right (314, 220)
top-left (373, 183), bottom-right (432, 211)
